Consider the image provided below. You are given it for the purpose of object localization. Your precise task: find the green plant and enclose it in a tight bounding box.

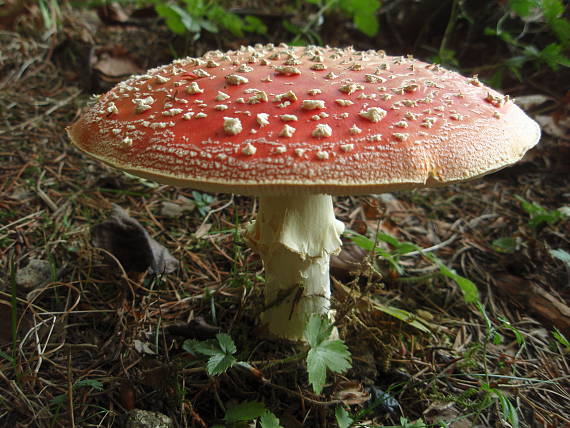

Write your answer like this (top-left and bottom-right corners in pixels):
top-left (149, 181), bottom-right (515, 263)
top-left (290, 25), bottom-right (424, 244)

top-left (347, 230), bottom-right (480, 304)
top-left (38, 0), bottom-right (63, 33)
top-left (552, 328), bottom-right (570, 351)
top-left (183, 316), bottom-right (351, 395)
top-left (192, 190), bottom-right (216, 216)
top-left (484, 0), bottom-right (570, 81)
top-left (150, 0), bottom-right (267, 40)
top-left (479, 383), bottom-right (520, 428)
top-left (492, 237), bottom-right (520, 254)
top-left (305, 314), bottom-right (352, 394)
top-left (183, 332), bottom-right (238, 376)
top-left (335, 406), bottom-right (353, 428)
top-left (285, 0), bottom-right (381, 44)
top-left (211, 401), bottom-right (283, 428)
top-left (515, 195), bottom-right (569, 230)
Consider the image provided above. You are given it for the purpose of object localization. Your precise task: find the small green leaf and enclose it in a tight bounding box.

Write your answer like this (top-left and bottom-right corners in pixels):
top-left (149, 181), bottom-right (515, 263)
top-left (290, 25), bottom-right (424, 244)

top-left (0, 350), bottom-right (15, 363)
top-left (492, 237), bottom-right (519, 254)
top-left (549, 18), bottom-right (570, 47)
top-left (438, 263), bottom-right (480, 303)
top-left (348, 231), bottom-right (404, 274)
top-left (50, 394), bottom-right (67, 406)
top-left (552, 328), bottom-right (570, 351)
top-left (155, 5), bottom-right (187, 34)
top-left (542, 0), bottom-right (564, 21)
top-left (516, 195), bottom-right (566, 228)
top-left (209, 7), bottom-right (244, 37)
top-left (216, 333), bottom-right (236, 355)
top-left (335, 406), bottom-right (353, 428)
top-left (207, 353), bottom-right (236, 376)
top-left (539, 43), bottom-right (570, 69)
top-left (183, 339), bottom-right (218, 356)
top-left (198, 18), bottom-right (218, 33)
top-left (353, 11), bottom-right (379, 36)
top-left (508, 0), bottom-right (537, 17)
top-left (260, 410), bottom-right (283, 428)
top-left (184, 334), bottom-right (237, 376)
top-left (398, 417), bottom-right (428, 427)
top-left (373, 303), bottom-right (431, 333)
top-left (498, 317), bottom-right (525, 345)
top-left (244, 15), bottom-right (268, 34)
top-left (224, 401), bottom-right (266, 422)
top-left (74, 379), bottom-right (103, 390)
top-left (492, 332), bottom-right (504, 345)
top-left (282, 19), bottom-right (302, 35)
top-left (307, 339), bottom-right (351, 394)
top-left (304, 314), bottom-right (333, 347)
top-left (497, 391), bottom-right (520, 428)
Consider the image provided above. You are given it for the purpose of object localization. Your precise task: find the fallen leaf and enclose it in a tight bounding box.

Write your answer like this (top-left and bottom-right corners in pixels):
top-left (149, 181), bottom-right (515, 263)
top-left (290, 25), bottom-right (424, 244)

top-left (91, 204), bottom-right (179, 274)
top-left (423, 401), bottom-right (472, 428)
top-left (91, 47), bottom-right (143, 88)
top-left (193, 222), bottom-right (212, 239)
top-left (334, 381), bottom-right (371, 406)
top-left (534, 115), bottom-right (570, 140)
top-left (514, 94), bottom-right (553, 110)
top-left (93, 54), bottom-right (142, 80)
top-left (134, 339), bottom-right (156, 355)
top-left (160, 197), bottom-right (196, 218)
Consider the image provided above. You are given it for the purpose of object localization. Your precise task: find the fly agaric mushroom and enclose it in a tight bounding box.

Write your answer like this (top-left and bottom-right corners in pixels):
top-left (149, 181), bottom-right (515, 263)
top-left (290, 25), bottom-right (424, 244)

top-left (68, 44), bottom-right (540, 341)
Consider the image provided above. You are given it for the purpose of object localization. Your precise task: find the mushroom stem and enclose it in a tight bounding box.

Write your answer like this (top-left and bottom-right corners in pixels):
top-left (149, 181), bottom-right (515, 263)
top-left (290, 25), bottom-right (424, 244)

top-left (245, 194), bottom-right (345, 341)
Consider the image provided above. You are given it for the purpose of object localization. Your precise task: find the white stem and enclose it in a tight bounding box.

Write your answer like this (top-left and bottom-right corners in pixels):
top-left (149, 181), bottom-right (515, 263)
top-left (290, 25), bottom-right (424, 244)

top-left (245, 194), bottom-right (344, 341)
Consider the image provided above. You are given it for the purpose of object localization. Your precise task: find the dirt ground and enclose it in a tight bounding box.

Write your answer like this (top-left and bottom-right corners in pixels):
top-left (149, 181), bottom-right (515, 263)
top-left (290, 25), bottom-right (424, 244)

top-left (1, 2), bottom-right (569, 427)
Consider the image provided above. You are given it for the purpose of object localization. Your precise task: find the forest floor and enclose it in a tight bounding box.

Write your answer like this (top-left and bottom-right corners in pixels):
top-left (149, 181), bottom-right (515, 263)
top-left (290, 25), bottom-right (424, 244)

top-left (1, 2), bottom-right (569, 427)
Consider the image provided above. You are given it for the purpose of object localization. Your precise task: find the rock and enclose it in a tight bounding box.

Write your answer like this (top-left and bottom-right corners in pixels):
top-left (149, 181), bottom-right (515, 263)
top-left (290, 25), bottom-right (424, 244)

top-left (16, 259), bottom-right (51, 290)
top-left (125, 409), bottom-right (173, 428)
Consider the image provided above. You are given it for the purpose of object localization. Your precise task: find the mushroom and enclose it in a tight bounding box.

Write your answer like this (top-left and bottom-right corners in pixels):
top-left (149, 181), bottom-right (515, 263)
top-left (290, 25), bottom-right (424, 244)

top-left (67, 45), bottom-right (540, 341)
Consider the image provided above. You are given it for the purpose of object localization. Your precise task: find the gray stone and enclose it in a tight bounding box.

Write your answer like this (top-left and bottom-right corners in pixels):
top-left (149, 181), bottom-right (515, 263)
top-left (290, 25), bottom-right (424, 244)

top-left (16, 259), bottom-right (51, 290)
top-left (125, 409), bottom-right (173, 428)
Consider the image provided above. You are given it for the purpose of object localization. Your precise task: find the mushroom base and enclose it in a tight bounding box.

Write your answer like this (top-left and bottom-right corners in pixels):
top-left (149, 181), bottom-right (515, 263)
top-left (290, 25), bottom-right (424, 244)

top-left (245, 194), bottom-right (344, 341)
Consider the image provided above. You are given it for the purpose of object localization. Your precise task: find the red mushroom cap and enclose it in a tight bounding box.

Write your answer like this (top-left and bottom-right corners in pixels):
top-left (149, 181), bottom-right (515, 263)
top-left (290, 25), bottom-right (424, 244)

top-left (68, 44), bottom-right (540, 196)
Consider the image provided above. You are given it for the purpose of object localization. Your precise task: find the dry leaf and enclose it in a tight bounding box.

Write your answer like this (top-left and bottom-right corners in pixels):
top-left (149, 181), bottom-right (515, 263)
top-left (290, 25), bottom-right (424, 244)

top-left (194, 222), bottom-right (212, 239)
top-left (514, 94), bottom-right (553, 110)
top-left (160, 197), bottom-right (196, 218)
top-left (91, 205), bottom-right (179, 274)
top-left (534, 115), bottom-right (570, 140)
top-left (423, 401), bottom-right (472, 428)
top-left (334, 381), bottom-right (371, 405)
